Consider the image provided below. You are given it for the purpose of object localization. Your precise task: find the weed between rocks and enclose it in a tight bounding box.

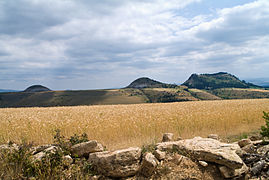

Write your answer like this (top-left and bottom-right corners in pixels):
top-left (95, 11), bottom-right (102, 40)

top-left (0, 130), bottom-right (96, 179)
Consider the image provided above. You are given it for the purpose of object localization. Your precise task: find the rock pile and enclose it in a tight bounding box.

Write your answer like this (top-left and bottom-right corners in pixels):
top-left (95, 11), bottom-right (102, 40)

top-left (237, 139), bottom-right (269, 178)
top-left (156, 136), bottom-right (247, 179)
top-left (1, 133), bottom-right (269, 179)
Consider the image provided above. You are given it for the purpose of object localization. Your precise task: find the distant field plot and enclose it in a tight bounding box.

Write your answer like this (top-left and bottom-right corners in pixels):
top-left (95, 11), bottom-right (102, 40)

top-left (0, 99), bottom-right (269, 150)
top-left (188, 88), bottom-right (221, 100)
top-left (211, 88), bottom-right (269, 99)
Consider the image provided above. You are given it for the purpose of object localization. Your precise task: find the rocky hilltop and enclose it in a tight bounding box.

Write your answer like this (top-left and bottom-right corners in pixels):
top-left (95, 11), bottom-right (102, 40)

top-left (127, 77), bottom-right (177, 88)
top-left (182, 72), bottom-right (260, 89)
top-left (23, 85), bottom-right (51, 92)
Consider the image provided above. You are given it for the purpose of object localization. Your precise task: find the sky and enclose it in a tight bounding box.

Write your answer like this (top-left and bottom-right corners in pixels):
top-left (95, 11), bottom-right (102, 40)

top-left (0, 0), bottom-right (269, 90)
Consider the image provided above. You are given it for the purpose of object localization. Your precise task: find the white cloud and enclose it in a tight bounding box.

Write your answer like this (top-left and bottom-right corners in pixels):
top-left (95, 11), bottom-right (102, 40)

top-left (0, 0), bottom-right (269, 89)
top-left (194, 0), bottom-right (269, 44)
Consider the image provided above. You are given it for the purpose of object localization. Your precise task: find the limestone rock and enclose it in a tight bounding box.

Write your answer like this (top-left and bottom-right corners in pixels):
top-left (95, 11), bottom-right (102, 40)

top-left (71, 140), bottom-right (104, 157)
top-left (0, 143), bottom-right (19, 152)
top-left (242, 143), bottom-right (256, 154)
top-left (157, 137), bottom-right (243, 169)
top-left (199, 161), bottom-right (208, 167)
top-left (244, 154), bottom-right (261, 164)
top-left (249, 135), bottom-right (262, 141)
top-left (162, 133), bottom-right (174, 142)
top-left (140, 152), bottom-right (159, 177)
top-left (153, 149), bottom-right (166, 160)
top-left (63, 155), bottom-right (73, 166)
top-left (252, 140), bottom-right (264, 145)
top-left (207, 134), bottom-right (219, 140)
top-left (34, 152), bottom-right (46, 161)
top-left (238, 139), bottom-right (252, 148)
top-left (257, 144), bottom-right (269, 154)
top-left (235, 148), bottom-right (247, 158)
top-left (157, 141), bottom-right (178, 152)
top-left (88, 147), bottom-right (142, 178)
top-left (34, 146), bottom-right (59, 161)
top-left (31, 144), bottom-right (52, 155)
top-left (219, 163), bottom-right (248, 178)
top-left (251, 160), bottom-right (266, 175)
top-left (170, 154), bottom-right (184, 165)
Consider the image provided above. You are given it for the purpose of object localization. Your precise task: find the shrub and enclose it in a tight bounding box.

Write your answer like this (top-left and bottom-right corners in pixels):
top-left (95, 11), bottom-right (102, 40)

top-left (69, 133), bottom-right (89, 146)
top-left (0, 131), bottom-right (93, 179)
top-left (53, 129), bottom-right (71, 155)
top-left (53, 129), bottom-right (89, 155)
top-left (141, 143), bottom-right (156, 155)
top-left (32, 148), bottom-right (65, 179)
top-left (260, 111), bottom-right (269, 138)
top-left (0, 142), bottom-right (35, 179)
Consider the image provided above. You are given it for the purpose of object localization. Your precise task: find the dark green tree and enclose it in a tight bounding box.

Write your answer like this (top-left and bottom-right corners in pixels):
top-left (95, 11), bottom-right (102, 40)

top-left (260, 111), bottom-right (269, 138)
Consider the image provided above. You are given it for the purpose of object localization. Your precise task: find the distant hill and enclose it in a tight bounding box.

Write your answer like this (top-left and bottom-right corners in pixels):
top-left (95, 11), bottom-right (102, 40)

top-left (0, 89), bottom-right (18, 93)
top-left (0, 89), bottom-right (148, 108)
top-left (127, 77), bottom-right (177, 88)
top-left (182, 72), bottom-right (260, 90)
top-left (139, 87), bottom-right (197, 103)
top-left (0, 73), bottom-right (268, 108)
top-left (24, 85), bottom-right (51, 92)
top-left (245, 78), bottom-right (269, 88)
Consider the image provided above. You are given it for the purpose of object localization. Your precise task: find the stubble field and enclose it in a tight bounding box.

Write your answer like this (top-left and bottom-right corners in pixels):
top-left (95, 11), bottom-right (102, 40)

top-left (0, 99), bottom-right (269, 150)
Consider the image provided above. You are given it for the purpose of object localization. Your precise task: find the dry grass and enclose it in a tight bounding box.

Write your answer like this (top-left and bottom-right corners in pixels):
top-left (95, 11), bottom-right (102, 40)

top-left (188, 88), bottom-right (221, 100)
top-left (224, 88), bottom-right (269, 92)
top-left (0, 99), bottom-right (269, 150)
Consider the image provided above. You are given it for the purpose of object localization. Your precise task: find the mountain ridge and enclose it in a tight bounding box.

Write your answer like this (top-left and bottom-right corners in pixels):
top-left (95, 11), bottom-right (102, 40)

top-left (182, 72), bottom-right (261, 89)
top-left (126, 77), bottom-right (177, 88)
top-left (0, 72), bottom-right (268, 108)
top-left (0, 89), bottom-right (18, 93)
top-left (23, 85), bottom-right (51, 92)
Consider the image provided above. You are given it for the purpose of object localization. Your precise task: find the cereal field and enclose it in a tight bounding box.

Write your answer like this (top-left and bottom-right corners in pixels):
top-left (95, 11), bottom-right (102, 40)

top-left (0, 99), bottom-right (269, 150)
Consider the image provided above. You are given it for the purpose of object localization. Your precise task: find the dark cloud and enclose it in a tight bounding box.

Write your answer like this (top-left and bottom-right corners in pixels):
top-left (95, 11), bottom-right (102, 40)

top-left (0, 0), bottom-right (67, 36)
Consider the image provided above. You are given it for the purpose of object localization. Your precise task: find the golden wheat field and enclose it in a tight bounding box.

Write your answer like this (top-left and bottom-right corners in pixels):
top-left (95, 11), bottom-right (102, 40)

top-left (0, 99), bottom-right (269, 150)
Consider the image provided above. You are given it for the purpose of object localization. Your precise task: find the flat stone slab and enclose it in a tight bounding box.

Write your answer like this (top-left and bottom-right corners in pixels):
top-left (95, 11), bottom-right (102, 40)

top-left (157, 137), bottom-right (243, 169)
top-left (88, 147), bottom-right (142, 178)
top-left (71, 140), bottom-right (104, 157)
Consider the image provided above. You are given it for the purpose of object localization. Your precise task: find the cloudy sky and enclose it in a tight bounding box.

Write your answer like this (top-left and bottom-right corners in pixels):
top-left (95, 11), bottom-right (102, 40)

top-left (1, 0), bottom-right (269, 90)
